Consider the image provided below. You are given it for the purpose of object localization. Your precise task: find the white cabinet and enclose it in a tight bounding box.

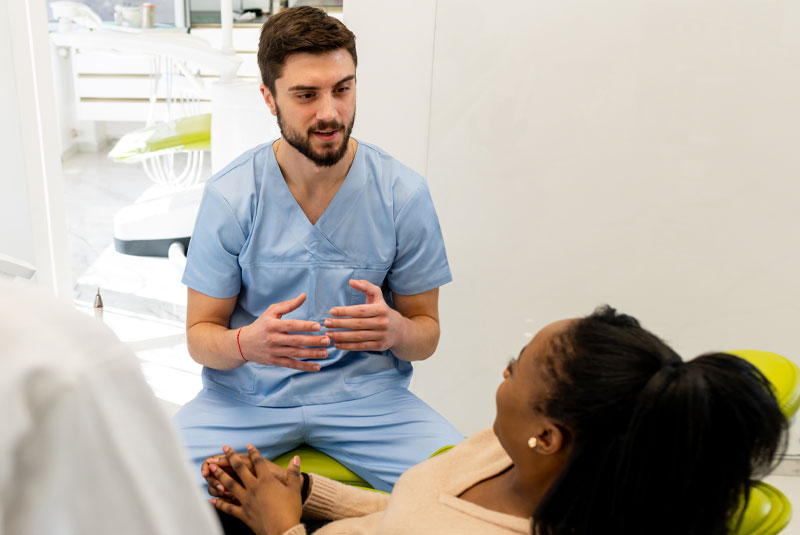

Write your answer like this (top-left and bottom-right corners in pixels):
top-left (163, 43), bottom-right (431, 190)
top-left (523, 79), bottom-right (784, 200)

top-left (190, 26), bottom-right (261, 79)
top-left (50, 26), bottom-right (250, 152)
top-left (69, 47), bottom-right (213, 122)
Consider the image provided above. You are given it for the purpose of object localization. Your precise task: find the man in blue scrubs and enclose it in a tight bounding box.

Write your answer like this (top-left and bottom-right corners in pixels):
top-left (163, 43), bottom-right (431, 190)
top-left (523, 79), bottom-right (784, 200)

top-left (175, 6), bottom-right (462, 493)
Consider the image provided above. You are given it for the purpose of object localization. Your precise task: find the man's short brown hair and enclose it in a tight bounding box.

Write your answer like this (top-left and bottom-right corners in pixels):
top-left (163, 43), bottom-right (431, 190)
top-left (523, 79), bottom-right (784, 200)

top-left (258, 6), bottom-right (357, 95)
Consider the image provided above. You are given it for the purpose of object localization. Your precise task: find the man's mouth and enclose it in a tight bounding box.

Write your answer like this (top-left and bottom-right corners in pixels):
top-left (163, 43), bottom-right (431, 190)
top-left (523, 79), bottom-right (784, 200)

top-left (313, 130), bottom-right (339, 140)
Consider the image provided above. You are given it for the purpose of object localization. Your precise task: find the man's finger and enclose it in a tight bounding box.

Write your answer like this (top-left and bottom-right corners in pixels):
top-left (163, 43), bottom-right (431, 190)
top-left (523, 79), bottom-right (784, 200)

top-left (210, 498), bottom-right (246, 524)
top-left (269, 356), bottom-right (322, 372)
top-left (328, 304), bottom-right (378, 318)
top-left (334, 341), bottom-right (384, 351)
top-left (266, 293), bottom-right (307, 319)
top-left (279, 320), bottom-right (323, 334)
top-left (348, 279), bottom-right (383, 302)
top-left (325, 318), bottom-right (387, 332)
top-left (273, 334), bottom-right (330, 347)
top-left (327, 330), bottom-right (383, 343)
top-left (271, 346), bottom-right (328, 359)
top-left (269, 348), bottom-right (326, 362)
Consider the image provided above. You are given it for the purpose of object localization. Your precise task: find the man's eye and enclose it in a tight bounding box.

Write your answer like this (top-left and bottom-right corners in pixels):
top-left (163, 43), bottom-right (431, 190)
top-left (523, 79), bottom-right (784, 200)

top-left (505, 357), bottom-right (516, 376)
top-left (297, 93), bottom-right (313, 100)
top-left (336, 86), bottom-right (350, 93)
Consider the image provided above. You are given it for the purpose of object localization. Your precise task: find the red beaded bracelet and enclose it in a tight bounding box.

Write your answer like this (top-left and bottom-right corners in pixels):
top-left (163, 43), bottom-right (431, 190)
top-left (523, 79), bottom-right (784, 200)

top-left (236, 327), bottom-right (247, 361)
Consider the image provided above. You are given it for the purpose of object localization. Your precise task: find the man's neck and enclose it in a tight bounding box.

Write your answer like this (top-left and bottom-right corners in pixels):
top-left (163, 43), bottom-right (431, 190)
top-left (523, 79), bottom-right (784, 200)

top-left (274, 137), bottom-right (356, 194)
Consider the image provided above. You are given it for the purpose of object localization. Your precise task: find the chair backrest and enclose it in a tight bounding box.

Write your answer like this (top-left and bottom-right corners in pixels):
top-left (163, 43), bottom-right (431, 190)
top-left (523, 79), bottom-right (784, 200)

top-left (728, 349), bottom-right (800, 419)
top-left (735, 480), bottom-right (793, 535)
top-left (727, 349), bottom-right (798, 535)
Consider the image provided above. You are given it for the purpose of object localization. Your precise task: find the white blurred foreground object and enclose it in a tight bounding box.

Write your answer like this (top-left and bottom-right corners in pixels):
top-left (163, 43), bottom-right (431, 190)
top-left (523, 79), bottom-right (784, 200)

top-left (0, 254), bottom-right (36, 281)
top-left (0, 282), bottom-right (222, 535)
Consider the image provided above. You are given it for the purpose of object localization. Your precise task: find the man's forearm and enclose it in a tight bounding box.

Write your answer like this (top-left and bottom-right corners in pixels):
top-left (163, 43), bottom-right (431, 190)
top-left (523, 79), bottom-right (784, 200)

top-left (187, 322), bottom-right (246, 370)
top-left (389, 312), bottom-right (441, 362)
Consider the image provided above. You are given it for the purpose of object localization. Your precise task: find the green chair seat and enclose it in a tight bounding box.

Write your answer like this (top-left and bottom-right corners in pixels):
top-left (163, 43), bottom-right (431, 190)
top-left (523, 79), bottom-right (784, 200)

top-left (271, 445), bottom-right (373, 490)
top-left (272, 442), bottom-right (457, 493)
top-left (108, 113), bottom-right (211, 163)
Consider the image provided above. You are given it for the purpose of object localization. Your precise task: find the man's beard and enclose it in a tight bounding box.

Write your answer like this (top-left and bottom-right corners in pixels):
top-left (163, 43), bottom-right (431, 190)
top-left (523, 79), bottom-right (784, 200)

top-left (276, 105), bottom-right (356, 167)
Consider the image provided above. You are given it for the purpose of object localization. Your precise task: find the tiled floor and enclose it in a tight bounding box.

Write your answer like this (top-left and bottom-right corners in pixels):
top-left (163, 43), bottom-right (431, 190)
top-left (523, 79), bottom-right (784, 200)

top-left (62, 148), bottom-right (800, 533)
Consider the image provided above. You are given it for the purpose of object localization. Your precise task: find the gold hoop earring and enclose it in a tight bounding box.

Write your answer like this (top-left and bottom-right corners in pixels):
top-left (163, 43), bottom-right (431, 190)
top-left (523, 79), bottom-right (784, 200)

top-left (528, 437), bottom-right (538, 449)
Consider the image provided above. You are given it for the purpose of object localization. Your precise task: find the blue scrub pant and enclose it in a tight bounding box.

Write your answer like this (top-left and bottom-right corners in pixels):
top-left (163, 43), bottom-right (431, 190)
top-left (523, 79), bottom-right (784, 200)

top-left (173, 387), bottom-right (464, 492)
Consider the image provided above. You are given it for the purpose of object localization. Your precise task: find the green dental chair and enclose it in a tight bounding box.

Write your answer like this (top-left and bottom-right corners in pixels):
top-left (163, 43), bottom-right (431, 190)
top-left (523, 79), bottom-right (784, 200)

top-left (730, 350), bottom-right (799, 535)
top-left (108, 113), bottom-right (211, 258)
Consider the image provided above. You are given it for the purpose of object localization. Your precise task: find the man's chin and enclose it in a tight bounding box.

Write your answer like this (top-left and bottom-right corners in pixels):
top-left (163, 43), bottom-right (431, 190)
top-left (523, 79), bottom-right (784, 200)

top-left (308, 143), bottom-right (349, 166)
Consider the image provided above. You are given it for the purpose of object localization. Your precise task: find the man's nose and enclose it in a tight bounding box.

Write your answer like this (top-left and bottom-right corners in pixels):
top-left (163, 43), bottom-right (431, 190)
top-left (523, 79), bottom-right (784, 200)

top-left (316, 93), bottom-right (337, 123)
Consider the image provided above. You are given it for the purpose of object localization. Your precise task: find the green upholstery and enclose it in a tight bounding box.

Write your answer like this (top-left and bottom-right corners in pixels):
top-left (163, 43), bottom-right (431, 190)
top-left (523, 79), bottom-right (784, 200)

top-left (272, 442), bottom-right (456, 494)
top-left (431, 444), bottom-right (456, 457)
top-left (108, 113), bottom-right (211, 162)
top-left (272, 445), bottom-right (373, 489)
top-left (734, 480), bottom-right (792, 535)
top-left (728, 350), bottom-right (798, 535)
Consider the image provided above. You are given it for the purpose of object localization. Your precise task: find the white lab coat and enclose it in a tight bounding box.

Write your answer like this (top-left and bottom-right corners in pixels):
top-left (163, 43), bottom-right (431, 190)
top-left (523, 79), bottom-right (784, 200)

top-left (0, 282), bottom-right (222, 535)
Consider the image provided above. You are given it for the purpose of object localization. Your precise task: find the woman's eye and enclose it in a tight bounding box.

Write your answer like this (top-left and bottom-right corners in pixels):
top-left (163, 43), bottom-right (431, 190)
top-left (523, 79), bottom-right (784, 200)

top-left (505, 357), bottom-right (515, 376)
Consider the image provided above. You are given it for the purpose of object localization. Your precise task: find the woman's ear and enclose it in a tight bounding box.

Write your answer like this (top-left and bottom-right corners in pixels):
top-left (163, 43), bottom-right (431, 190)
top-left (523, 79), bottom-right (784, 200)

top-left (531, 419), bottom-right (567, 455)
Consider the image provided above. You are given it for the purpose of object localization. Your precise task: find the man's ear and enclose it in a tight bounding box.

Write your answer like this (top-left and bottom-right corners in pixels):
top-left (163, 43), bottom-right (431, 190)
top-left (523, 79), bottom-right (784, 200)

top-left (259, 83), bottom-right (278, 116)
top-left (532, 420), bottom-right (567, 455)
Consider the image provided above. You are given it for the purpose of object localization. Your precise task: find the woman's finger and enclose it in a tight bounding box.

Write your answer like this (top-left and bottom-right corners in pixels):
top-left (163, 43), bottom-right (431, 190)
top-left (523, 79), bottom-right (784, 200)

top-left (225, 446), bottom-right (257, 487)
top-left (210, 497), bottom-right (246, 524)
top-left (206, 476), bottom-right (224, 497)
top-left (287, 455), bottom-right (301, 476)
top-left (210, 463), bottom-right (246, 503)
top-left (246, 444), bottom-right (272, 478)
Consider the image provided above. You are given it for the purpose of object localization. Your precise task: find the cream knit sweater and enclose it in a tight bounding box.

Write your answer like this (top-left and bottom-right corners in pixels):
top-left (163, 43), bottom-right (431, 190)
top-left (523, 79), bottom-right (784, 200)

top-left (282, 428), bottom-right (531, 535)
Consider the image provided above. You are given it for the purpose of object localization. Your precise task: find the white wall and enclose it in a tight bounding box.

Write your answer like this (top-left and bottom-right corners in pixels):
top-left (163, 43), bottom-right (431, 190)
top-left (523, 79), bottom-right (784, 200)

top-left (344, 0), bottom-right (437, 175)
top-left (349, 0), bottom-right (800, 450)
top-left (1, 2), bottom-right (71, 295)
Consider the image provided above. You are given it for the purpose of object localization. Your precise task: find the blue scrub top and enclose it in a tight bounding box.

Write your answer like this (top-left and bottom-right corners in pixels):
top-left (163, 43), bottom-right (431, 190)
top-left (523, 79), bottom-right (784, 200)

top-left (182, 140), bottom-right (452, 407)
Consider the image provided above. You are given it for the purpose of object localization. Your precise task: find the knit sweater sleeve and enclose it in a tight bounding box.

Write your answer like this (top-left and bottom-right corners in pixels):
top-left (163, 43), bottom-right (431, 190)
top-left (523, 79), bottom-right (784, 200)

top-left (281, 525), bottom-right (308, 535)
top-left (302, 475), bottom-right (391, 522)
